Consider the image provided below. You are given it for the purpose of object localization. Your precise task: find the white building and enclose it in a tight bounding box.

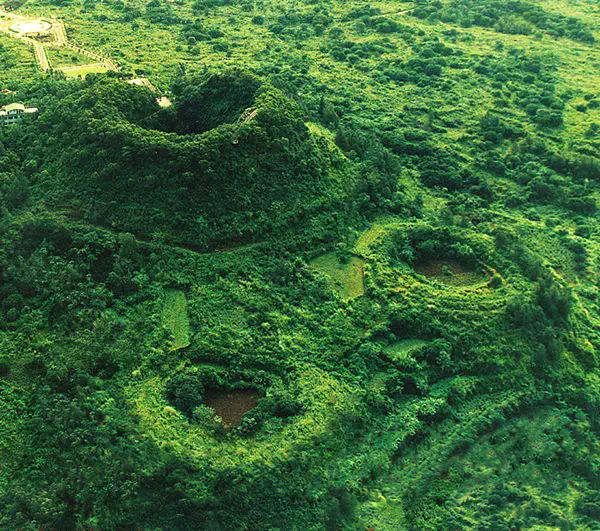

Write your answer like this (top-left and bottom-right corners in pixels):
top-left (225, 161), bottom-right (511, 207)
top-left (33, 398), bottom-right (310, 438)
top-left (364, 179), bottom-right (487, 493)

top-left (0, 103), bottom-right (38, 125)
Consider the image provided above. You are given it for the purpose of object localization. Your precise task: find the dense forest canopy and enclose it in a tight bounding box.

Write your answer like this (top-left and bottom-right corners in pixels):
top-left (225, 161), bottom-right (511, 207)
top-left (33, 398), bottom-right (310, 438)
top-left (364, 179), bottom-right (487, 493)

top-left (0, 0), bottom-right (598, 529)
top-left (5, 71), bottom-right (354, 248)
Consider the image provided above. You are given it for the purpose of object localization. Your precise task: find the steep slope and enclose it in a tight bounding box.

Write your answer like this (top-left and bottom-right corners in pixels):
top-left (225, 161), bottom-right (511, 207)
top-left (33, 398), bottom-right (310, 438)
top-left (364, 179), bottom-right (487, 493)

top-left (12, 71), bottom-right (355, 248)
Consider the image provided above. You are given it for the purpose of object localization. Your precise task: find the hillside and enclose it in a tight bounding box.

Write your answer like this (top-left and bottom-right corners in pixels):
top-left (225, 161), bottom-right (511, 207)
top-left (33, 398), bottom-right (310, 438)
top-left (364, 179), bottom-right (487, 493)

top-left (0, 0), bottom-right (599, 529)
top-left (7, 70), bottom-right (355, 247)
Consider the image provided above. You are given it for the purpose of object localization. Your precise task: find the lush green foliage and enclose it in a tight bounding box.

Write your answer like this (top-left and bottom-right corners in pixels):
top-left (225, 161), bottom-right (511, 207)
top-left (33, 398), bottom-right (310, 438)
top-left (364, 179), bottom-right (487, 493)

top-left (0, 0), bottom-right (599, 529)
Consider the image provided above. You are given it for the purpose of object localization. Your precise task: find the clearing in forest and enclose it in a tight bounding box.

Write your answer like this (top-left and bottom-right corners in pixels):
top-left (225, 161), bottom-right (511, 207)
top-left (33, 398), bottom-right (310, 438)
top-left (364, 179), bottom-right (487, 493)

top-left (161, 289), bottom-right (191, 350)
top-left (203, 388), bottom-right (260, 428)
top-left (354, 220), bottom-right (393, 257)
top-left (384, 339), bottom-right (429, 362)
top-left (414, 259), bottom-right (486, 287)
top-left (310, 253), bottom-right (365, 300)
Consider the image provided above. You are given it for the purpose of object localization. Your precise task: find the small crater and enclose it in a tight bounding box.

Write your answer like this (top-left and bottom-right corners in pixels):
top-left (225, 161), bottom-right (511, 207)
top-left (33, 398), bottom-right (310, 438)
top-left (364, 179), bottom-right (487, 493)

top-left (414, 259), bottom-right (485, 286)
top-left (204, 388), bottom-right (260, 428)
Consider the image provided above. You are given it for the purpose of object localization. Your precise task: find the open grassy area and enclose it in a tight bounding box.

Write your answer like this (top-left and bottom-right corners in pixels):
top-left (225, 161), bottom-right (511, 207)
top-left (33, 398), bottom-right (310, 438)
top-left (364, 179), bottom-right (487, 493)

top-left (161, 289), bottom-right (191, 350)
top-left (45, 46), bottom-right (91, 68)
top-left (58, 63), bottom-right (111, 78)
top-left (310, 252), bottom-right (365, 300)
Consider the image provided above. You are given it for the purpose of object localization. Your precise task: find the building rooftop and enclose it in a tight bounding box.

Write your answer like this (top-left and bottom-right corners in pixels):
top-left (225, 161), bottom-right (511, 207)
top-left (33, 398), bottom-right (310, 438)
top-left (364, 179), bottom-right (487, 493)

top-left (0, 103), bottom-right (39, 118)
top-left (2, 103), bottom-right (26, 112)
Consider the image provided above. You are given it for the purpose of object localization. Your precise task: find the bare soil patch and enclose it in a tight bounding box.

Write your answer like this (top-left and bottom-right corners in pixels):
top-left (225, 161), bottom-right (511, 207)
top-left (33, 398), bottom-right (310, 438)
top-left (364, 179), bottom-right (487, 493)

top-left (414, 259), bottom-right (484, 286)
top-left (204, 388), bottom-right (260, 428)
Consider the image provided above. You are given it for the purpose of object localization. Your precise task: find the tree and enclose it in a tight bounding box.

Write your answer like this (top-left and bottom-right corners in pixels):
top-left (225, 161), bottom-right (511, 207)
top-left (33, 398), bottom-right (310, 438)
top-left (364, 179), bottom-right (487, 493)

top-left (165, 370), bottom-right (205, 416)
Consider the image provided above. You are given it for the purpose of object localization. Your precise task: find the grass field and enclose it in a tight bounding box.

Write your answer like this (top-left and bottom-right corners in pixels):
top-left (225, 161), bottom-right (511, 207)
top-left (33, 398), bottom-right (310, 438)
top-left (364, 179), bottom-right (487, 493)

top-left (161, 289), bottom-right (191, 350)
top-left (310, 253), bottom-right (365, 300)
top-left (45, 46), bottom-right (90, 68)
top-left (58, 63), bottom-right (111, 78)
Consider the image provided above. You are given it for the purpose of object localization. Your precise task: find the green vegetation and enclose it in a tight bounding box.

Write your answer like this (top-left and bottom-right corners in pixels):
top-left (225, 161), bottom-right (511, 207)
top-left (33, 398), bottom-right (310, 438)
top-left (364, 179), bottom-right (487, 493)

top-left (0, 36), bottom-right (36, 85)
top-left (45, 47), bottom-right (90, 68)
top-left (310, 252), bottom-right (365, 300)
top-left (0, 0), bottom-right (598, 528)
top-left (384, 338), bottom-right (430, 362)
top-left (58, 63), bottom-right (111, 78)
top-left (161, 289), bottom-right (191, 350)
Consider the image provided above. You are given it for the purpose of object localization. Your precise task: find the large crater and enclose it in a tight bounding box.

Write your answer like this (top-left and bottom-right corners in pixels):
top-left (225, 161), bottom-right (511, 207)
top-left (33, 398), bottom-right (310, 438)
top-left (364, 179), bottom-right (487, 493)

top-left (163, 70), bottom-right (262, 134)
top-left (31, 69), bottom-right (354, 249)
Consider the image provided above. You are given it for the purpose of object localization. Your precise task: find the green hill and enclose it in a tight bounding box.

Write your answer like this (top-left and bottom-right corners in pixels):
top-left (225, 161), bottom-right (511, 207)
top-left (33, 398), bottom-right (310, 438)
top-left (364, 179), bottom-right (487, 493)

top-left (8, 70), bottom-right (355, 248)
top-left (0, 0), bottom-right (598, 529)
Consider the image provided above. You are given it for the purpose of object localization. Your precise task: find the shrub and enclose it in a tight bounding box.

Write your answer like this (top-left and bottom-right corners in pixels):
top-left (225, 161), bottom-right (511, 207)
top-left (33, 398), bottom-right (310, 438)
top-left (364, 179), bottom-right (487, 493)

top-left (165, 370), bottom-right (205, 416)
top-left (535, 275), bottom-right (572, 326)
top-left (506, 295), bottom-right (544, 330)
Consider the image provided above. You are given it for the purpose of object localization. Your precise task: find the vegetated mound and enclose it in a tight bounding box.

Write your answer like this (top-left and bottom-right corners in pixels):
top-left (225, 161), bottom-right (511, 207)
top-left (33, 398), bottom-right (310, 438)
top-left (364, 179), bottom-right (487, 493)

top-left (19, 71), bottom-right (354, 249)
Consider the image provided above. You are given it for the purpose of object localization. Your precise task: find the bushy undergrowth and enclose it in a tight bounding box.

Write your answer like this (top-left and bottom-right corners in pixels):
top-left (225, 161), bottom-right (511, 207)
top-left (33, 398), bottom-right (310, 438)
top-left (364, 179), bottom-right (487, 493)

top-left (0, 0), bottom-right (598, 528)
